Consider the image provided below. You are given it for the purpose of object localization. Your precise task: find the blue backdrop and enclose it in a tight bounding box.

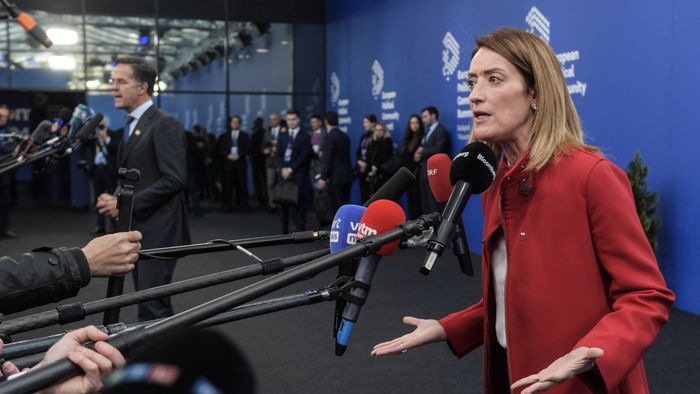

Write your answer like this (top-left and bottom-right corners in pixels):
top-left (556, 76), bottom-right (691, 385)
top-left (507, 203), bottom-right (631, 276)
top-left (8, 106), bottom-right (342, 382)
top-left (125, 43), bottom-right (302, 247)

top-left (326, 0), bottom-right (700, 314)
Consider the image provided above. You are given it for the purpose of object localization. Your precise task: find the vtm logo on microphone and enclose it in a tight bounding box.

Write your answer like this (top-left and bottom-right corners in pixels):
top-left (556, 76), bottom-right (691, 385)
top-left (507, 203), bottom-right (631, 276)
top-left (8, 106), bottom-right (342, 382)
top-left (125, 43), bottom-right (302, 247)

top-left (357, 223), bottom-right (377, 238)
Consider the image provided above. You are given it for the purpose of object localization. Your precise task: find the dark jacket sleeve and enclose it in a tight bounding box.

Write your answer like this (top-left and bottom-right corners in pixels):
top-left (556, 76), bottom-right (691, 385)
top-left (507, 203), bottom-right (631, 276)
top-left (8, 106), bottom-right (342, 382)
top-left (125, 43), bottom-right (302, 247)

top-left (132, 116), bottom-right (188, 216)
top-left (0, 247), bottom-right (91, 315)
top-left (238, 132), bottom-right (251, 158)
top-left (422, 126), bottom-right (450, 158)
top-left (318, 130), bottom-right (335, 181)
top-left (289, 133), bottom-right (312, 175)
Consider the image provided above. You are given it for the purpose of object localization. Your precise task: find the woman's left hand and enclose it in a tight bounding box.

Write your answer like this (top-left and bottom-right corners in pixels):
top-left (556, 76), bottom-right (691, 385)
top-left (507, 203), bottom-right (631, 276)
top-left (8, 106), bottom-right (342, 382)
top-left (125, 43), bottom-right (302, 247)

top-left (511, 347), bottom-right (604, 393)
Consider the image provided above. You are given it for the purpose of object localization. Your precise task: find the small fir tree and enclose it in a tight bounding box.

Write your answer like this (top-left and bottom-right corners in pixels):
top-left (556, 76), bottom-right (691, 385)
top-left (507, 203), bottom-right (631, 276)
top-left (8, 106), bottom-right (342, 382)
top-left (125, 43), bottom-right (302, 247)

top-left (626, 151), bottom-right (661, 253)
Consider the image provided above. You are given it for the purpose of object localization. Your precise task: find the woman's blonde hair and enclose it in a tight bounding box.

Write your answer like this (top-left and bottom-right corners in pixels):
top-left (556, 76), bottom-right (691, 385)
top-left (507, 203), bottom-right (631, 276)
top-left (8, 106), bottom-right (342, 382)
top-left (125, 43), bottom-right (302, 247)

top-left (373, 121), bottom-right (391, 139)
top-left (469, 28), bottom-right (597, 170)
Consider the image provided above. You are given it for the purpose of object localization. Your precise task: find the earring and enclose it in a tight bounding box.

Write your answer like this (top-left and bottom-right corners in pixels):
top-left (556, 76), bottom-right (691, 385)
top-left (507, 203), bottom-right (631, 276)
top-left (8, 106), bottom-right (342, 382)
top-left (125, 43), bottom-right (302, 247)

top-left (531, 103), bottom-right (538, 111)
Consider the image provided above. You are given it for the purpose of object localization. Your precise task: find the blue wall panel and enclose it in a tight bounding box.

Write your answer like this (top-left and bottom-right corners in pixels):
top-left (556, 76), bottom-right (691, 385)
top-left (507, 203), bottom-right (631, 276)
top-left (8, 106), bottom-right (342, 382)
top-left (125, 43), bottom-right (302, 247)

top-left (327, 0), bottom-right (700, 314)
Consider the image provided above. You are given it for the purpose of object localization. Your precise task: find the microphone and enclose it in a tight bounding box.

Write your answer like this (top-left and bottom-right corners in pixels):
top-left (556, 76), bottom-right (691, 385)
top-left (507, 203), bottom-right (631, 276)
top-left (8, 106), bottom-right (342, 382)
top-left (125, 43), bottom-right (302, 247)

top-left (427, 153), bottom-right (474, 276)
top-left (335, 199), bottom-right (406, 356)
top-left (332, 167), bottom-right (415, 339)
top-left (73, 113), bottom-right (104, 143)
top-left (364, 166), bottom-right (415, 206)
top-left (0, 0), bottom-right (52, 48)
top-left (329, 204), bottom-right (367, 338)
top-left (421, 142), bottom-right (497, 275)
top-left (68, 104), bottom-right (96, 138)
top-left (49, 108), bottom-right (73, 139)
top-left (16, 120), bottom-right (53, 161)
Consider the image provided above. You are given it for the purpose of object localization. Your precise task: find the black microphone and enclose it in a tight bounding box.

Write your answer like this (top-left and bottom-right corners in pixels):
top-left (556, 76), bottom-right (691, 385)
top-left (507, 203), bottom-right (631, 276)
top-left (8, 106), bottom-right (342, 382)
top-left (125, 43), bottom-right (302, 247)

top-left (73, 114), bottom-right (104, 143)
top-left (421, 142), bottom-right (497, 275)
top-left (16, 120), bottom-right (52, 161)
top-left (0, 0), bottom-right (52, 48)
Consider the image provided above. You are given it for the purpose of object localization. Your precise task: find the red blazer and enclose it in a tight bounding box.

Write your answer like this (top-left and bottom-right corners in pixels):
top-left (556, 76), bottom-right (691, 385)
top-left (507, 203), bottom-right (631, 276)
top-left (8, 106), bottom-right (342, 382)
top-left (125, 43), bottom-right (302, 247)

top-left (439, 148), bottom-right (674, 394)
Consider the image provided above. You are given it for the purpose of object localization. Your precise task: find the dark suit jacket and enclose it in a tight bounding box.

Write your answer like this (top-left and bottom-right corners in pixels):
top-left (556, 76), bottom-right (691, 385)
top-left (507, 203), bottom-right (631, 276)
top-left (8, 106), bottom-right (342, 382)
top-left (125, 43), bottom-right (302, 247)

top-left (217, 130), bottom-right (251, 170)
top-left (118, 105), bottom-right (190, 249)
top-left (250, 127), bottom-right (266, 167)
top-left (275, 128), bottom-right (312, 189)
top-left (318, 127), bottom-right (354, 186)
top-left (421, 123), bottom-right (450, 161)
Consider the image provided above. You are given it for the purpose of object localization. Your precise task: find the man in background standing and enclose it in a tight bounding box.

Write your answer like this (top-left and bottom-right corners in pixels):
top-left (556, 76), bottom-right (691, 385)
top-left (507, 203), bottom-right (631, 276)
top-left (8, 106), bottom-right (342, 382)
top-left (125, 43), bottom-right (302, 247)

top-left (415, 105), bottom-right (450, 215)
top-left (315, 111), bottom-right (353, 211)
top-left (276, 108), bottom-right (312, 233)
top-left (97, 56), bottom-right (190, 322)
top-left (218, 115), bottom-right (250, 214)
top-left (264, 112), bottom-right (282, 213)
top-left (86, 117), bottom-right (120, 234)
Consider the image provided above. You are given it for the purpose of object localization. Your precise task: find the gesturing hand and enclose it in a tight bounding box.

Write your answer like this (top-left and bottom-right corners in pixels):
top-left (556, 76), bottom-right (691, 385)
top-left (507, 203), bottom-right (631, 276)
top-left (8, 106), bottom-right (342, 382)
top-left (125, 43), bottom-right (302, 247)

top-left (511, 347), bottom-right (604, 394)
top-left (371, 316), bottom-right (446, 356)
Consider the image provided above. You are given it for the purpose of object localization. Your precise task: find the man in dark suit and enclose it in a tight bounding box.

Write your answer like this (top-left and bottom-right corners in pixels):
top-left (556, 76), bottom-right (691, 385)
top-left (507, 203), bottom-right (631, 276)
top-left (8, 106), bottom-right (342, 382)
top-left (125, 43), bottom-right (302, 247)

top-left (249, 117), bottom-right (267, 208)
top-left (276, 108), bottom-right (312, 233)
top-left (97, 56), bottom-right (190, 322)
top-left (264, 112), bottom-right (282, 213)
top-left (218, 115), bottom-right (250, 213)
top-left (415, 106), bottom-right (450, 214)
top-left (315, 111), bottom-right (353, 210)
top-left (86, 118), bottom-right (120, 234)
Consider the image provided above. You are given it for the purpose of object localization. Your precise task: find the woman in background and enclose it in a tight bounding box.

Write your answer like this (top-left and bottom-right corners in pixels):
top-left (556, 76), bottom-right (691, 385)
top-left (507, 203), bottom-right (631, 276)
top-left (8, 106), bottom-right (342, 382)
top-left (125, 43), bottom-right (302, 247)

top-left (400, 114), bottom-right (424, 219)
top-left (356, 114), bottom-right (377, 204)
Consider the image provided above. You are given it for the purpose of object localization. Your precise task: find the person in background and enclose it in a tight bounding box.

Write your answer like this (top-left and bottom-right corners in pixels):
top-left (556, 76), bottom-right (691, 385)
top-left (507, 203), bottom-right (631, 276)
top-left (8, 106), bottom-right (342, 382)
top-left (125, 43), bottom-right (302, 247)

top-left (415, 106), bottom-right (450, 215)
top-left (355, 114), bottom-right (377, 204)
top-left (218, 115), bottom-right (250, 214)
top-left (86, 117), bottom-right (121, 234)
top-left (309, 113), bottom-right (327, 186)
top-left (400, 114), bottom-right (424, 219)
top-left (250, 116), bottom-right (268, 209)
top-left (315, 111), bottom-right (353, 211)
top-left (97, 55), bottom-right (190, 322)
top-left (186, 124), bottom-right (208, 216)
top-left (0, 104), bottom-right (18, 239)
top-left (264, 112), bottom-right (282, 214)
top-left (276, 108), bottom-right (312, 233)
top-left (372, 28), bottom-right (674, 394)
top-left (204, 126), bottom-right (221, 203)
top-left (365, 121), bottom-right (394, 195)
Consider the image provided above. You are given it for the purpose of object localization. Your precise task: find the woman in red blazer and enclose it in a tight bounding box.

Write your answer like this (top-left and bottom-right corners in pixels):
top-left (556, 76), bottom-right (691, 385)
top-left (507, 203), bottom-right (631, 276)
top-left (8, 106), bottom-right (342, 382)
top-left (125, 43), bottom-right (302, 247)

top-left (372, 28), bottom-right (674, 394)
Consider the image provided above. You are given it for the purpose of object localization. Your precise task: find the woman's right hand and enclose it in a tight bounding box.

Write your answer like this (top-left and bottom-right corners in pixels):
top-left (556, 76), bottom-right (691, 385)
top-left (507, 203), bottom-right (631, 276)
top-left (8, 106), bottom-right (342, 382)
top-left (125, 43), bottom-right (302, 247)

top-left (371, 316), bottom-right (447, 356)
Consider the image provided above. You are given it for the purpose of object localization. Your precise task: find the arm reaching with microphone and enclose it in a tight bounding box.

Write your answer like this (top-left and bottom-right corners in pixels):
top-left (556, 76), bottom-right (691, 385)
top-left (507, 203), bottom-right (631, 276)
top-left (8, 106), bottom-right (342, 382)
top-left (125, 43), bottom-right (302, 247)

top-left (0, 232), bottom-right (141, 314)
top-left (1, 326), bottom-right (125, 393)
top-left (370, 316), bottom-right (447, 356)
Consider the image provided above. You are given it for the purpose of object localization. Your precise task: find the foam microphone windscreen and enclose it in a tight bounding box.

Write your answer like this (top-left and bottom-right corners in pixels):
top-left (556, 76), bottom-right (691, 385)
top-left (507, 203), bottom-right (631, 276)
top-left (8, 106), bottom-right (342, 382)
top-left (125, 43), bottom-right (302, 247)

top-left (30, 120), bottom-right (53, 144)
top-left (330, 204), bottom-right (367, 253)
top-left (51, 107), bottom-right (73, 137)
top-left (427, 153), bottom-right (453, 203)
top-left (450, 141), bottom-right (498, 194)
top-left (363, 166), bottom-right (416, 206)
top-left (357, 199), bottom-right (406, 256)
top-left (104, 328), bottom-right (255, 394)
top-left (74, 113), bottom-right (104, 142)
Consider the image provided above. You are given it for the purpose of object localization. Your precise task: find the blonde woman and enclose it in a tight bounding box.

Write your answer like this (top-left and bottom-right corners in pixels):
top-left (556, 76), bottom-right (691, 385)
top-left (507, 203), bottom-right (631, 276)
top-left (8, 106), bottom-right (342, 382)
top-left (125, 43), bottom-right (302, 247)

top-left (372, 28), bottom-right (674, 394)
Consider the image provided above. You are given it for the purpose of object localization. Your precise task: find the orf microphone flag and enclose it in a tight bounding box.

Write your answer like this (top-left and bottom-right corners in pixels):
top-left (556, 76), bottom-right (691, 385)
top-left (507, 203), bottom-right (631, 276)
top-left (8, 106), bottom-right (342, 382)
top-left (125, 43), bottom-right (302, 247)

top-left (335, 199), bottom-right (405, 355)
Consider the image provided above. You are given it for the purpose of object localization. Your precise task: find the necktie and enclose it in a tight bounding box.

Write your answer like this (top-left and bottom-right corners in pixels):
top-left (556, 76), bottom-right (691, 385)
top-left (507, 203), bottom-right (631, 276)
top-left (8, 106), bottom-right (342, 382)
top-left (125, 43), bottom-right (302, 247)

top-left (123, 115), bottom-right (135, 147)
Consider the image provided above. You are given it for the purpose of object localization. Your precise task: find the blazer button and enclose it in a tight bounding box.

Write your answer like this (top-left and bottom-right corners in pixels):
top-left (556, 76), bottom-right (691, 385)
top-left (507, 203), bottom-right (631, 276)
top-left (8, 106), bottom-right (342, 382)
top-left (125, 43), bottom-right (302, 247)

top-left (519, 232), bottom-right (526, 238)
top-left (48, 256), bottom-right (58, 265)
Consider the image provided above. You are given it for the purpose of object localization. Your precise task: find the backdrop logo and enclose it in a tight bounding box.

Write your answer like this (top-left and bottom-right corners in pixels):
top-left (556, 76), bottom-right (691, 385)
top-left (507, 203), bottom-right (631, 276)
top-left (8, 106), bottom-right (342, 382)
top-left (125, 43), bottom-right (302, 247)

top-left (371, 60), bottom-right (384, 98)
top-left (525, 6), bottom-right (550, 42)
top-left (442, 32), bottom-right (460, 81)
top-left (330, 72), bottom-right (340, 105)
top-left (523, 7), bottom-right (587, 97)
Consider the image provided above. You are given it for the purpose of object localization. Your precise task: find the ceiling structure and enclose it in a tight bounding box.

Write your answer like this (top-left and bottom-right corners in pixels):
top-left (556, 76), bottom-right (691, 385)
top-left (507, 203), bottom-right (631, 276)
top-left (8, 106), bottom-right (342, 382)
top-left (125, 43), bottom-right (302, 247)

top-left (0, 0), bottom-right (323, 90)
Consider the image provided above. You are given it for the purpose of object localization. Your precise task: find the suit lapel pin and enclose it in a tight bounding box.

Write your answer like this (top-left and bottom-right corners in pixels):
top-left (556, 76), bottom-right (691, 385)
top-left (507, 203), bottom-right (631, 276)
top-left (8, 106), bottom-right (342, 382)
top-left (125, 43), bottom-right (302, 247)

top-left (134, 129), bottom-right (141, 137)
